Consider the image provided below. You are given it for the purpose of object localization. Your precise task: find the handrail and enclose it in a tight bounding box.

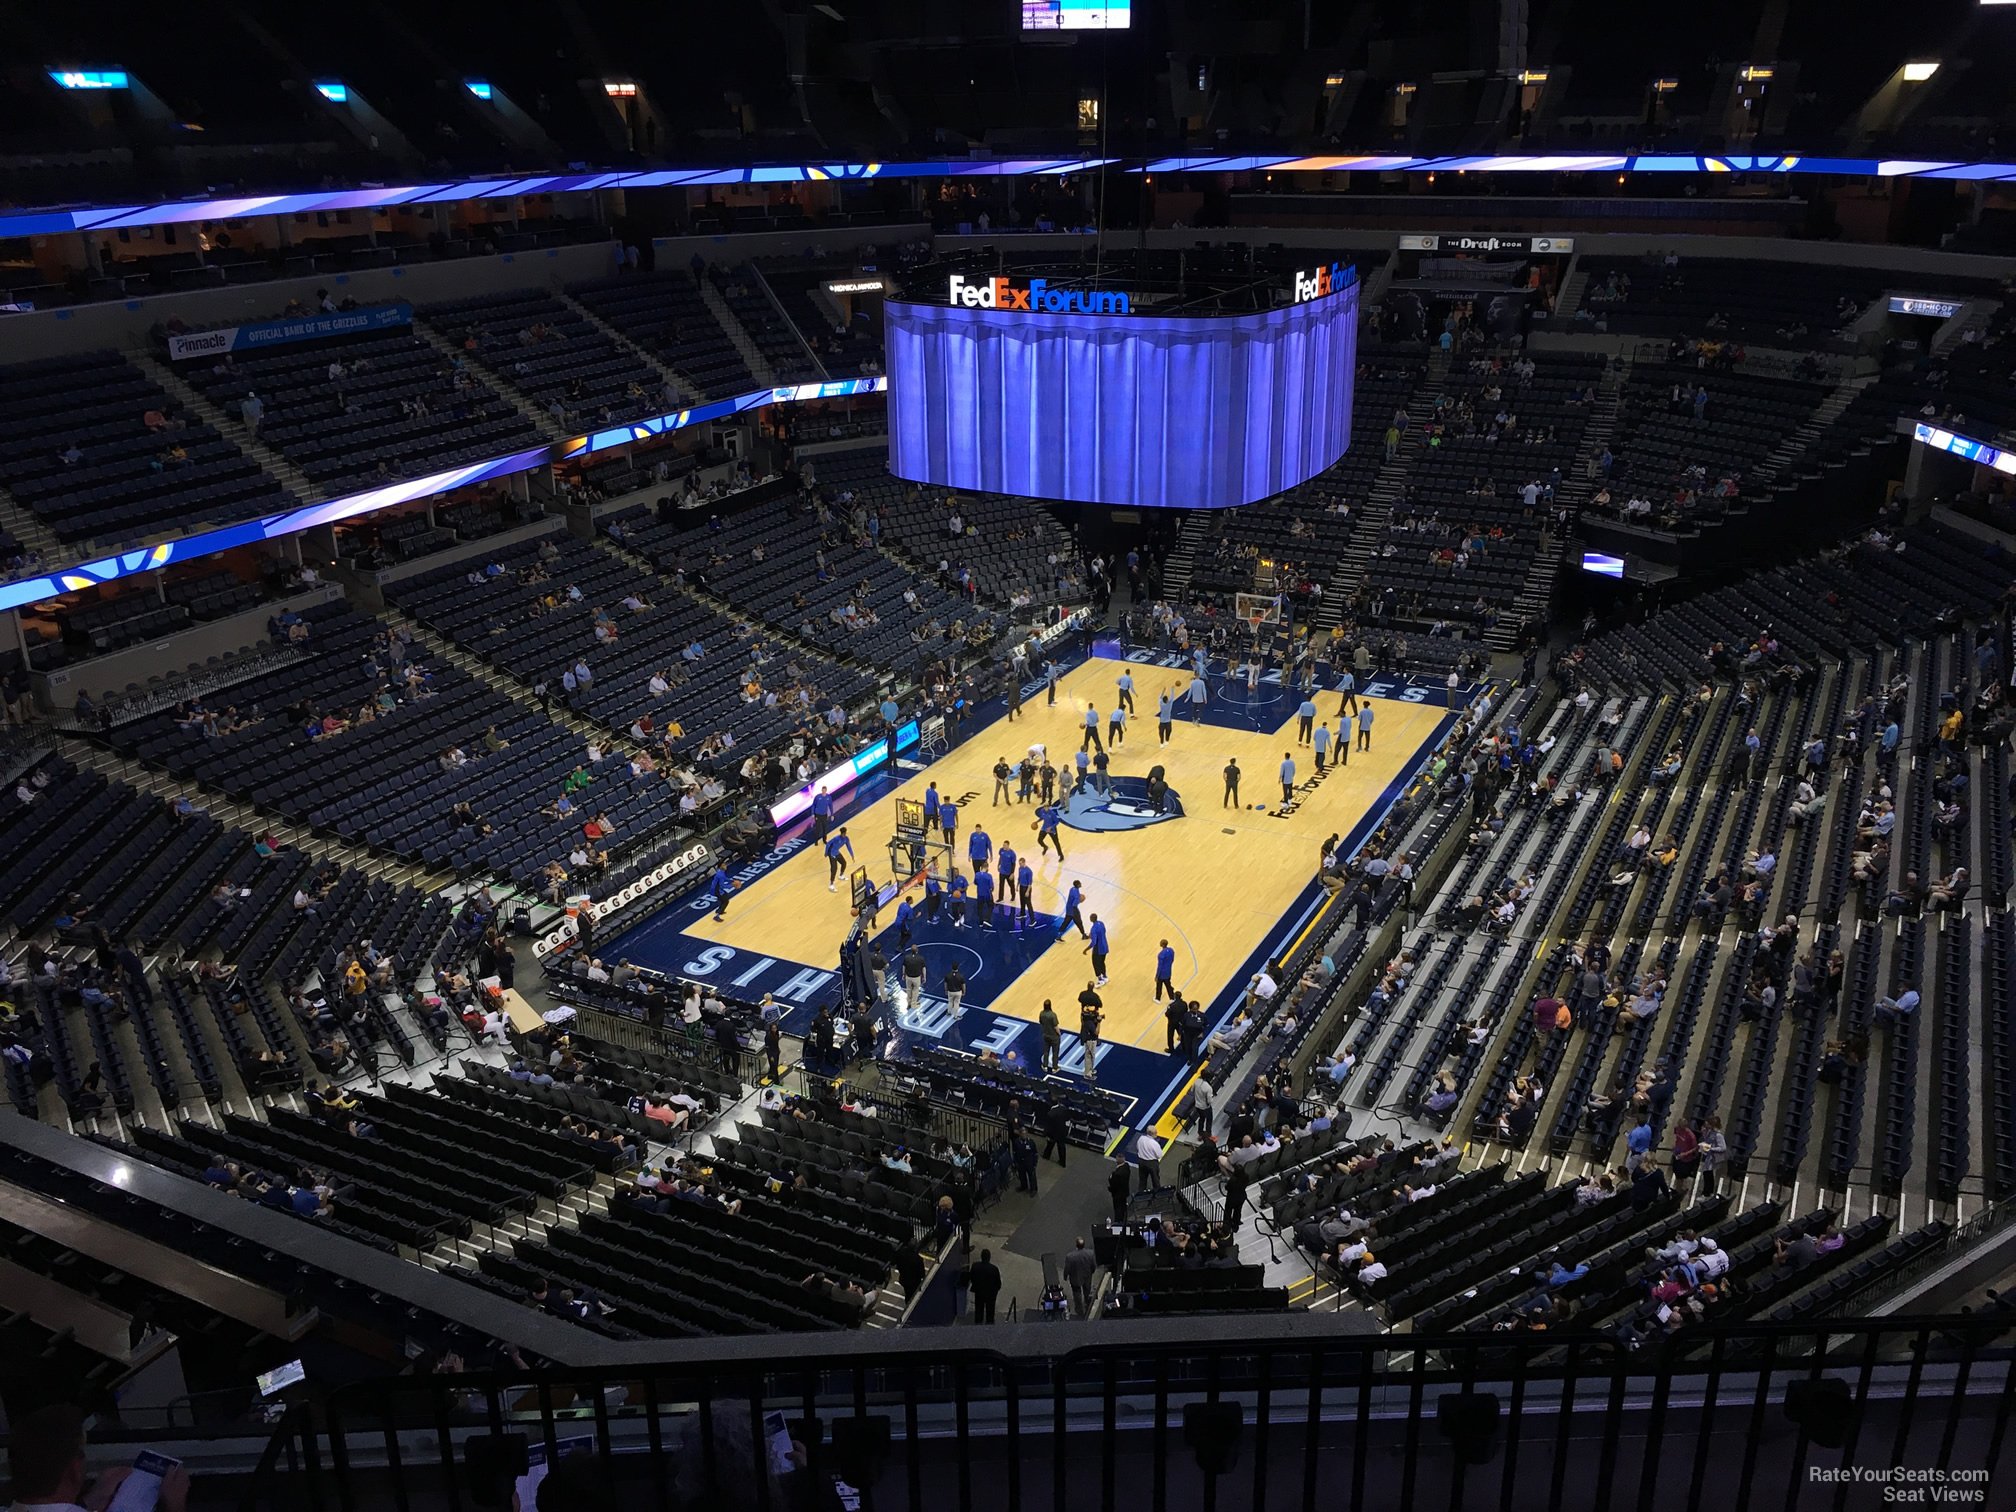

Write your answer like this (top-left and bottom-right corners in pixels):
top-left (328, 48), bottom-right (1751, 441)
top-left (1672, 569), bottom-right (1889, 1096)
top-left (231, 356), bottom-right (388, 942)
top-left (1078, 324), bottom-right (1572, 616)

top-left (230, 1311), bottom-right (2016, 1511)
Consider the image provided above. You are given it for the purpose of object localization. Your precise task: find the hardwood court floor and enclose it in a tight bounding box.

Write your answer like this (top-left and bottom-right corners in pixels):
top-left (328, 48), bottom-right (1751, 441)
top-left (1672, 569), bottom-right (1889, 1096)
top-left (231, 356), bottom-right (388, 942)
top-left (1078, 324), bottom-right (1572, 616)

top-left (687, 659), bottom-right (1447, 1049)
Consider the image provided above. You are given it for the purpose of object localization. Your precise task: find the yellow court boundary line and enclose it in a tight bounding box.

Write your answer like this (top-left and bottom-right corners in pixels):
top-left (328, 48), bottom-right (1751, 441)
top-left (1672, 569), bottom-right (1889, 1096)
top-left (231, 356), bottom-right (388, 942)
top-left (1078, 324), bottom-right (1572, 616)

top-left (1149, 885), bottom-right (1350, 1140)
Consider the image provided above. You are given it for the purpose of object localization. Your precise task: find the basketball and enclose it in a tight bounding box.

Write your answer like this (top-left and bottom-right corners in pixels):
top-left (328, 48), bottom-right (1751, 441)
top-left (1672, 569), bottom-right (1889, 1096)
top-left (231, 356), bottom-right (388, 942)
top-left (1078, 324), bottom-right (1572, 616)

top-left (1030, 821), bottom-right (1040, 831)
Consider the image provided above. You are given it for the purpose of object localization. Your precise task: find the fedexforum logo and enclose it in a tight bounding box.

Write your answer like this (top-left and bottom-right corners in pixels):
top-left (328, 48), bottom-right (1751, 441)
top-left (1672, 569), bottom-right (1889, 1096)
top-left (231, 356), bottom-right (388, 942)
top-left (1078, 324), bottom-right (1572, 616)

top-left (1292, 261), bottom-right (1352, 303)
top-left (947, 273), bottom-right (1131, 316)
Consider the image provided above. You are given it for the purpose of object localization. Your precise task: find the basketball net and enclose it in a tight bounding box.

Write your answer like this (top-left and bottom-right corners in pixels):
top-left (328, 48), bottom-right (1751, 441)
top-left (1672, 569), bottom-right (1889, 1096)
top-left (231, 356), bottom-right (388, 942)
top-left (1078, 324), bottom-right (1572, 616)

top-left (1234, 590), bottom-right (1282, 628)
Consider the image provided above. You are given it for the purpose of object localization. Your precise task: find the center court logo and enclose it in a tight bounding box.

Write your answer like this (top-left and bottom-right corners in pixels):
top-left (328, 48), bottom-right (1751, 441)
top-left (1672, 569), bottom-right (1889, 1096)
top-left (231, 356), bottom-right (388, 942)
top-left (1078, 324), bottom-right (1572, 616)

top-left (1057, 776), bottom-right (1185, 832)
top-left (947, 273), bottom-right (1131, 316)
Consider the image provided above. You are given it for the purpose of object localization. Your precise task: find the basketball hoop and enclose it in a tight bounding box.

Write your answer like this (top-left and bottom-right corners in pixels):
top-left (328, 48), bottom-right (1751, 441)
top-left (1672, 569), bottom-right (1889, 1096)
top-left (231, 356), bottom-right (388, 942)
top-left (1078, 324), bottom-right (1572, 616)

top-left (1234, 591), bottom-right (1284, 640)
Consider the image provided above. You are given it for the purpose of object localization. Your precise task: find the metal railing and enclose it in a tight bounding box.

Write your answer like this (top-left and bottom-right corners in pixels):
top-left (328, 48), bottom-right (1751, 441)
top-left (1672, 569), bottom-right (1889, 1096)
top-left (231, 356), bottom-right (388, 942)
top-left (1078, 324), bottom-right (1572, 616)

top-left (235, 1311), bottom-right (2016, 1512)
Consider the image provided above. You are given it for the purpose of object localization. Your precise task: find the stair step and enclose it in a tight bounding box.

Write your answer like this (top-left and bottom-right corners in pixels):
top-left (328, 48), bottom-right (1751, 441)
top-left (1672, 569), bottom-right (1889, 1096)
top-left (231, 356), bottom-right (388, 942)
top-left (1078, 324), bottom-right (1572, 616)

top-left (407, 321), bottom-right (566, 442)
top-left (563, 292), bottom-right (700, 408)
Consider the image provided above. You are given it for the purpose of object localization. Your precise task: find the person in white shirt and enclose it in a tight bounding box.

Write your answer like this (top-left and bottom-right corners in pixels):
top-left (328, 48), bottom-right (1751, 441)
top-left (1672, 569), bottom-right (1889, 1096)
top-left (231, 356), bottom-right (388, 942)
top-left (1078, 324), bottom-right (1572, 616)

top-left (1188, 1077), bottom-right (1217, 1130)
top-left (1249, 971), bottom-right (1278, 1005)
top-left (1355, 1254), bottom-right (1388, 1285)
top-left (6, 1402), bottom-right (192, 1512)
top-left (1691, 1238), bottom-right (1730, 1279)
top-left (1134, 1131), bottom-right (1164, 1191)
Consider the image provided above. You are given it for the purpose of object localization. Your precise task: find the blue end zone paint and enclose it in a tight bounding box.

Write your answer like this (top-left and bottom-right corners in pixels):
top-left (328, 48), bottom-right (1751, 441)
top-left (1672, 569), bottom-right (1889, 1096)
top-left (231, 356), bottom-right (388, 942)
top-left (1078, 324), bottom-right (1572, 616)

top-left (1085, 642), bottom-right (1484, 737)
top-left (600, 634), bottom-right (1481, 1130)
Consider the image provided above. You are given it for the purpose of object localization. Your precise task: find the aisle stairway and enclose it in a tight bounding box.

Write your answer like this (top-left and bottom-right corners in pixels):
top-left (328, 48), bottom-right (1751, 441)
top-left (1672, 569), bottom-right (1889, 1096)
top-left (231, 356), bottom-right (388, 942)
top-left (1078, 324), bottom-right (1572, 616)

top-left (1485, 353), bottom-right (1630, 652)
top-left (406, 322), bottom-right (569, 442)
top-left (151, 359), bottom-right (320, 508)
top-left (700, 279), bottom-right (778, 387)
top-left (1750, 373), bottom-right (1878, 489)
top-left (1160, 511), bottom-right (1212, 600)
top-left (1319, 347), bottom-right (1452, 629)
top-left (560, 291), bottom-right (701, 408)
top-left (63, 734), bottom-right (443, 888)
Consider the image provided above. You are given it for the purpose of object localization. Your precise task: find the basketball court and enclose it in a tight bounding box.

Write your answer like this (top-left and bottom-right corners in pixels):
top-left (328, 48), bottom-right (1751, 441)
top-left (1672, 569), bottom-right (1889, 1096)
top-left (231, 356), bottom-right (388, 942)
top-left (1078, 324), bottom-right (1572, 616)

top-left (608, 631), bottom-right (1480, 1126)
top-left (690, 655), bottom-right (1444, 1040)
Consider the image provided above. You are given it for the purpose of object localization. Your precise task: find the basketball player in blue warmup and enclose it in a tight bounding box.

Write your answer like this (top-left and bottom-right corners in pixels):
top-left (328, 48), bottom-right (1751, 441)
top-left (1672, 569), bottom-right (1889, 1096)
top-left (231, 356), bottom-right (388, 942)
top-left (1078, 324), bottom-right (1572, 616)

top-left (1061, 880), bottom-right (1087, 937)
top-left (973, 866), bottom-right (995, 928)
top-left (825, 826), bottom-right (854, 891)
top-left (923, 782), bottom-right (941, 834)
top-left (1085, 914), bottom-right (1110, 983)
top-left (1035, 801), bottom-right (1064, 859)
top-left (1016, 858), bottom-right (1035, 923)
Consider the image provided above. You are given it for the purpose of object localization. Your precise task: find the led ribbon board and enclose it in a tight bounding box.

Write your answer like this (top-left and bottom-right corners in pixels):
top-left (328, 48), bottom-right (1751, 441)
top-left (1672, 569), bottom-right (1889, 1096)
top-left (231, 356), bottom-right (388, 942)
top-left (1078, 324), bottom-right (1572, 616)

top-left (0, 160), bottom-right (1115, 240)
top-left (21, 151), bottom-right (2016, 240)
top-left (1913, 420), bottom-right (2016, 475)
top-left (0, 379), bottom-right (885, 614)
top-left (885, 271), bottom-right (1356, 510)
top-left (1136, 153), bottom-right (2016, 179)
top-left (769, 721), bottom-right (922, 828)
